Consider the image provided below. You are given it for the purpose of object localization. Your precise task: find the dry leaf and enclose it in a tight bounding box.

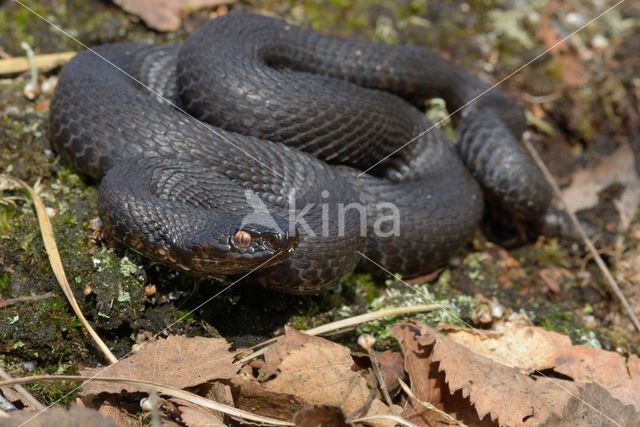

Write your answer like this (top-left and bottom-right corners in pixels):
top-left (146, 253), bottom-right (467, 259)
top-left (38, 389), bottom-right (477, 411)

top-left (536, 14), bottom-right (585, 87)
top-left (538, 267), bottom-right (573, 293)
top-left (113, 0), bottom-right (235, 32)
top-left (444, 321), bottom-right (640, 411)
top-left (293, 406), bottom-right (353, 427)
top-left (393, 322), bottom-right (488, 426)
top-left (375, 350), bottom-right (406, 395)
top-left (561, 144), bottom-right (640, 230)
top-left (259, 326), bottom-right (325, 381)
top-left (262, 329), bottom-right (393, 424)
top-left (81, 335), bottom-right (238, 396)
top-left (0, 406), bottom-right (115, 427)
top-left (228, 378), bottom-right (306, 421)
top-left (553, 348), bottom-right (640, 412)
top-left (443, 321), bottom-right (573, 372)
top-left (176, 401), bottom-right (226, 427)
top-left (97, 400), bottom-right (134, 427)
top-left (393, 321), bottom-right (639, 426)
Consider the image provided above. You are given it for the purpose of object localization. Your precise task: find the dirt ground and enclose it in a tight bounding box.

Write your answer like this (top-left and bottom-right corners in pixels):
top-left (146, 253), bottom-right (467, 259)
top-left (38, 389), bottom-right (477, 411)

top-left (0, 0), bottom-right (639, 405)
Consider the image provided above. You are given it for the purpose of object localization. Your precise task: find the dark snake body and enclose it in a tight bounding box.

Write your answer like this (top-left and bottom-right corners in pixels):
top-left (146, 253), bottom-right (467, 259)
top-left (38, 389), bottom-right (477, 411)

top-left (50, 12), bottom-right (551, 294)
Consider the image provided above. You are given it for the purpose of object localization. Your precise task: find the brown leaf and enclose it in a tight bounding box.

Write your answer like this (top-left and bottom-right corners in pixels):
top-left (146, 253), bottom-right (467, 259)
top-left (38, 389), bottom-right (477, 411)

top-left (97, 400), bottom-right (135, 427)
top-left (561, 144), bottom-right (640, 230)
top-left (553, 347), bottom-right (640, 412)
top-left (293, 406), bottom-right (353, 427)
top-left (176, 402), bottom-right (226, 427)
top-left (172, 382), bottom-right (233, 427)
top-left (259, 326), bottom-right (335, 381)
top-left (113, 0), bottom-right (235, 32)
top-left (262, 329), bottom-right (392, 423)
top-left (0, 406), bottom-right (115, 427)
top-left (445, 321), bottom-right (640, 411)
top-left (376, 350), bottom-right (406, 395)
top-left (393, 321), bottom-right (640, 426)
top-left (392, 322), bottom-right (490, 426)
top-left (228, 378), bottom-right (306, 421)
top-left (536, 14), bottom-right (585, 87)
top-left (443, 321), bottom-right (573, 372)
top-left (539, 382), bottom-right (639, 426)
top-left (538, 267), bottom-right (573, 293)
top-left (81, 335), bottom-right (238, 396)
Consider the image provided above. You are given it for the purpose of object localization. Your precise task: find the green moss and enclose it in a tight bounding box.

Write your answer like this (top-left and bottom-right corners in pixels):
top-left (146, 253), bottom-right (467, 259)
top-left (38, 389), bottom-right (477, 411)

top-left (355, 276), bottom-right (478, 348)
top-left (342, 273), bottom-right (379, 304)
top-left (0, 273), bottom-right (10, 295)
top-left (534, 304), bottom-right (601, 347)
top-left (290, 313), bottom-right (320, 331)
top-left (0, 120), bottom-right (147, 365)
top-left (536, 239), bottom-right (570, 268)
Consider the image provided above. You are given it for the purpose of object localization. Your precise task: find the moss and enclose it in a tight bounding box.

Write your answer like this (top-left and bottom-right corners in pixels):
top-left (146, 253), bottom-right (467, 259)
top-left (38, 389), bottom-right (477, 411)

top-left (0, 296), bottom-right (85, 364)
top-left (0, 86), bottom-right (148, 365)
top-left (355, 276), bottom-right (478, 348)
top-left (536, 239), bottom-right (571, 268)
top-left (289, 313), bottom-right (320, 331)
top-left (533, 303), bottom-right (601, 347)
top-left (341, 273), bottom-right (380, 305)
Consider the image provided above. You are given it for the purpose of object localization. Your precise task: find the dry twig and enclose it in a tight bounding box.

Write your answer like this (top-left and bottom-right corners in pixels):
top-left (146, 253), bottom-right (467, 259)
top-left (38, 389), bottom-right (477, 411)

top-left (0, 51), bottom-right (75, 75)
top-left (0, 292), bottom-right (55, 309)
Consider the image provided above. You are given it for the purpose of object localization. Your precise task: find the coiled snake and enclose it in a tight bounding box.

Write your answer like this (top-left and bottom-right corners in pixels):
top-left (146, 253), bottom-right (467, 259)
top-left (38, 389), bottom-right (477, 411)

top-left (50, 12), bottom-right (551, 294)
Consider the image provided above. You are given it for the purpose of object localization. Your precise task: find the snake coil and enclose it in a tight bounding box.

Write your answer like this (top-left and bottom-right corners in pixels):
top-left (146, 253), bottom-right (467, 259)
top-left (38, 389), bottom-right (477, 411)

top-left (50, 12), bottom-right (551, 294)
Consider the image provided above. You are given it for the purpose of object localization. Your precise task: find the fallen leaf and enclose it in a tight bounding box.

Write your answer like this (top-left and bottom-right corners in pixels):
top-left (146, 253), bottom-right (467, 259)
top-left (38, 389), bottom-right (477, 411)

top-left (375, 350), bottom-right (406, 395)
top-left (561, 144), bottom-right (640, 230)
top-left (259, 326), bottom-right (334, 381)
top-left (392, 322), bottom-right (489, 426)
top-left (442, 321), bottom-right (573, 372)
top-left (97, 400), bottom-right (134, 427)
top-left (392, 321), bottom-right (639, 426)
top-left (554, 348), bottom-right (640, 412)
top-left (262, 329), bottom-right (393, 424)
top-left (228, 378), bottom-right (306, 421)
top-left (176, 402), bottom-right (226, 427)
top-left (536, 14), bottom-right (585, 87)
top-left (538, 267), bottom-right (573, 293)
top-left (0, 406), bottom-right (115, 427)
top-left (293, 406), bottom-right (353, 427)
top-left (443, 321), bottom-right (640, 411)
top-left (113, 0), bottom-right (235, 32)
top-left (81, 335), bottom-right (239, 396)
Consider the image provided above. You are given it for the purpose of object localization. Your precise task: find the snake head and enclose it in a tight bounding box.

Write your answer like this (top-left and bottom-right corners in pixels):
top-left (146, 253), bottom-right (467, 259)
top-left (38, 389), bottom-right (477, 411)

top-left (176, 215), bottom-right (299, 275)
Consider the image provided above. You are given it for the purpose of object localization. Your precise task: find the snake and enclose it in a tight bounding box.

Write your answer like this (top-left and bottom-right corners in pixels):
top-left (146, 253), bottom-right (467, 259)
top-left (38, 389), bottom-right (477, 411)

top-left (49, 12), bottom-right (551, 294)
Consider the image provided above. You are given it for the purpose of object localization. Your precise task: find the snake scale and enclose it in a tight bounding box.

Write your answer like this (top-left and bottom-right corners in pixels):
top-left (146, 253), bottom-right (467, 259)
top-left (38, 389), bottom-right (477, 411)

top-left (50, 12), bottom-right (551, 294)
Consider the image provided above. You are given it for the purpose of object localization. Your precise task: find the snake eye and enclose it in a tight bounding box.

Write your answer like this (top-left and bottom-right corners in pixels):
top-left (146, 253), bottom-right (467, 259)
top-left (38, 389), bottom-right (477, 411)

top-left (233, 230), bottom-right (252, 248)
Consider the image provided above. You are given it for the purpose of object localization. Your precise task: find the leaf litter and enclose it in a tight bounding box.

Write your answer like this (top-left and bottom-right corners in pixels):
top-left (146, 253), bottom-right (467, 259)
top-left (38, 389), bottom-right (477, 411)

top-left (4, 317), bottom-right (640, 426)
